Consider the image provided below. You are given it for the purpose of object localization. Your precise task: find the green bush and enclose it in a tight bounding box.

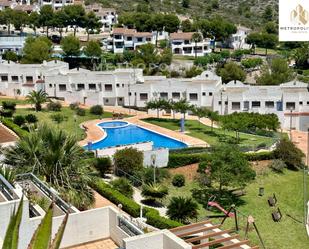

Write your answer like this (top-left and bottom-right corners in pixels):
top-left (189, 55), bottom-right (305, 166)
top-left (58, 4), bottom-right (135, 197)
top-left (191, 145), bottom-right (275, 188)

top-left (269, 159), bottom-right (286, 173)
top-left (111, 178), bottom-right (134, 198)
top-left (91, 179), bottom-right (182, 229)
top-left (141, 183), bottom-right (168, 202)
top-left (47, 101), bottom-right (62, 111)
top-left (50, 113), bottom-right (67, 124)
top-left (114, 148), bottom-right (143, 175)
top-left (168, 153), bottom-right (209, 168)
top-left (136, 168), bottom-right (170, 184)
top-left (76, 107), bottom-right (86, 116)
top-left (2, 101), bottom-right (16, 111)
top-left (69, 102), bottom-right (79, 110)
top-left (172, 174), bottom-right (185, 187)
top-left (13, 115), bottom-right (25, 126)
top-left (1, 110), bottom-right (14, 118)
top-left (245, 151), bottom-right (276, 161)
top-left (25, 114), bottom-right (38, 123)
top-left (93, 157), bottom-right (112, 177)
top-left (2, 118), bottom-right (28, 137)
top-left (90, 105), bottom-right (103, 115)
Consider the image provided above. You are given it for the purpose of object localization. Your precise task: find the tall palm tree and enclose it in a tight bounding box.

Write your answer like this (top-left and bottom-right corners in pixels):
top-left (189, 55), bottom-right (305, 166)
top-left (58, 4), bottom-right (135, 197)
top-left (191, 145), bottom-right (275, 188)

top-left (26, 90), bottom-right (48, 112)
top-left (192, 32), bottom-right (203, 59)
top-left (3, 124), bottom-right (95, 210)
top-left (167, 196), bottom-right (198, 224)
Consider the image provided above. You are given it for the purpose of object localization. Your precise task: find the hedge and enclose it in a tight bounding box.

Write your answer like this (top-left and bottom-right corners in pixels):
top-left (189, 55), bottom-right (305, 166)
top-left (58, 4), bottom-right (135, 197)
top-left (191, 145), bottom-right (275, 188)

top-left (1, 118), bottom-right (28, 138)
top-left (91, 179), bottom-right (182, 229)
top-left (168, 150), bottom-right (276, 168)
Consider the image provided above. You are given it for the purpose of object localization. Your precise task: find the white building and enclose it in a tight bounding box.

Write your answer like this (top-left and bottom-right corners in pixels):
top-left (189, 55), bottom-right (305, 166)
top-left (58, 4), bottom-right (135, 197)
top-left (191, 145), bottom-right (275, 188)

top-left (0, 173), bottom-right (255, 249)
top-left (38, 0), bottom-right (74, 10)
top-left (170, 32), bottom-right (212, 57)
top-left (228, 25), bottom-right (251, 50)
top-left (85, 4), bottom-right (117, 32)
top-left (0, 35), bottom-right (27, 55)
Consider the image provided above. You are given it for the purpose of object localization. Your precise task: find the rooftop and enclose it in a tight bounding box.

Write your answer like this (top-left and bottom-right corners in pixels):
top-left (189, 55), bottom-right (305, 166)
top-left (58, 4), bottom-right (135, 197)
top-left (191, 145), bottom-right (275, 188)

top-left (170, 32), bottom-right (195, 40)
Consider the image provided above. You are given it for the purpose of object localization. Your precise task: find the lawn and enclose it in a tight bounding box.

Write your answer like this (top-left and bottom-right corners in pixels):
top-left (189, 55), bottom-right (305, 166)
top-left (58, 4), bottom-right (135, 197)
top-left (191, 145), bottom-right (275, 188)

top-left (0, 97), bottom-right (29, 105)
top-left (15, 107), bottom-right (113, 140)
top-left (143, 118), bottom-right (278, 150)
top-left (163, 168), bottom-right (309, 249)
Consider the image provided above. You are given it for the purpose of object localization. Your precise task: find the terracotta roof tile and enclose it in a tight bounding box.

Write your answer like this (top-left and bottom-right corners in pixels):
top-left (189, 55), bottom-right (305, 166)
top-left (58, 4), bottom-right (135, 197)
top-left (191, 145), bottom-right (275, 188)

top-left (112, 28), bottom-right (137, 35)
top-left (170, 32), bottom-right (195, 40)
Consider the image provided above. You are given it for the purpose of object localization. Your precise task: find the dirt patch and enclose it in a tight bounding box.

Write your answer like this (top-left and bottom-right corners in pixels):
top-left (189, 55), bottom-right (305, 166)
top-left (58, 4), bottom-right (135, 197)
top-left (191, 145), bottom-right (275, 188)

top-left (250, 160), bottom-right (272, 175)
top-left (168, 164), bottom-right (199, 182)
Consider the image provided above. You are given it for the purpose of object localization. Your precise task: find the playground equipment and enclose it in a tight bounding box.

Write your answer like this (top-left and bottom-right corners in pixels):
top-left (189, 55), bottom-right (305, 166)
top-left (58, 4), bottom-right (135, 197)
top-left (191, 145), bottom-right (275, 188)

top-left (208, 201), bottom-right (235, 217)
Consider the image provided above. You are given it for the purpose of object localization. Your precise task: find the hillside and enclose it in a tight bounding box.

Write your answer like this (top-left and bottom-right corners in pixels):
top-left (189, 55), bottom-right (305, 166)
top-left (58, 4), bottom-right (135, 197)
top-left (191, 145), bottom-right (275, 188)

top-left (92, 0), bottom-right (278, 28)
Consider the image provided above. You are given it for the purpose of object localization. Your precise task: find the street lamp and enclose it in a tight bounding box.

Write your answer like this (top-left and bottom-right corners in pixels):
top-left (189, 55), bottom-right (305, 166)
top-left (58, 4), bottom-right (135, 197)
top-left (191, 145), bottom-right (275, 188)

top-left (289, 107), bottom-right (293, 139)
top-left (151, 154), bottom-right (157, 183)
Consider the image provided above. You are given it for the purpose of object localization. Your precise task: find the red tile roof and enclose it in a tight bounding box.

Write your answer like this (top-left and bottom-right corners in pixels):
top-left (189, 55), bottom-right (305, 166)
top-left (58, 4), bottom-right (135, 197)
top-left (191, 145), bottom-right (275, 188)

top-left (170, 32), bottom-right (195, 40)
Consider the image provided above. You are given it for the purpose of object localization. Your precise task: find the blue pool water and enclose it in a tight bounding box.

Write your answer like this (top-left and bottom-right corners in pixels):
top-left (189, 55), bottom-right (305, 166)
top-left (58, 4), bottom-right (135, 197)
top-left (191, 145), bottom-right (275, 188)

top-left (88, 121), bottom-right (187, 150)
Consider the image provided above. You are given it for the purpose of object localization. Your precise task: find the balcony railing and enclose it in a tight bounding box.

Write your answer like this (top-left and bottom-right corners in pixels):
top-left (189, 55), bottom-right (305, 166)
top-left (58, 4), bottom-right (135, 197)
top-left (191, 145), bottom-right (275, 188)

top-left (0, 174), bottom-right (15, 201)
top-left (118, 216), bottom-right (144, 236)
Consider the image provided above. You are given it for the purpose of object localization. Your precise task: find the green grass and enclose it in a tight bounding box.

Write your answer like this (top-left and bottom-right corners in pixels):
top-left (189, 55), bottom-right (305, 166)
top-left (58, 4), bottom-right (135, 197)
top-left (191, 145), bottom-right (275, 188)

top-left (163, 170), bottom-right (309, 249)
top-left (15, 107), bottom-right (113, 140)
top-left (143, 118), bottom-right (278, 149)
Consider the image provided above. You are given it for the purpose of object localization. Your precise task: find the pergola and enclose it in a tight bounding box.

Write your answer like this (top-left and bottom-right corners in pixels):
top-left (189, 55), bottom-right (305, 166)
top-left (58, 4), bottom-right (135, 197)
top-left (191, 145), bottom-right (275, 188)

top-left (170, 220), bottom-right (258, 249)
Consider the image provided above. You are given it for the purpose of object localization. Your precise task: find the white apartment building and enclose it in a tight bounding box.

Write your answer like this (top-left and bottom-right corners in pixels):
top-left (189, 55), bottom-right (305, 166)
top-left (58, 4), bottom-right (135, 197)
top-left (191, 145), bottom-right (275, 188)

top-left (38, 0), bottom-right (74, 10)
top-left (1, 60), bottom-right (309, 132)
top-left (170, 32), bottom-right (212, 57)
top-left (85, 4), bottom-right (117, 32)
top-left (228, 25), bottom-right (251, 50)
top-left (0, 173), bottom-right (256, 249)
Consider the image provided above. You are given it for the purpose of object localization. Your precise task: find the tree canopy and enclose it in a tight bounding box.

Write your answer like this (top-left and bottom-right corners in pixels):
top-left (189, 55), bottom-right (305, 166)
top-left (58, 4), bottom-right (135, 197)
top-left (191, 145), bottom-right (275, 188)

top-left (218, 62), bottom-right (246, 83)
top-left (22, 36), bottom-right (52, 64)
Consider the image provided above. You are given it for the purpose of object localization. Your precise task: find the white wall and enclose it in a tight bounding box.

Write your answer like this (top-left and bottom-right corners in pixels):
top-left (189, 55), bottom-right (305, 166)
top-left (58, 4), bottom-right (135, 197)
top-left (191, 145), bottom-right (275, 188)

top-left (143, 148), bottom-right (169, 168)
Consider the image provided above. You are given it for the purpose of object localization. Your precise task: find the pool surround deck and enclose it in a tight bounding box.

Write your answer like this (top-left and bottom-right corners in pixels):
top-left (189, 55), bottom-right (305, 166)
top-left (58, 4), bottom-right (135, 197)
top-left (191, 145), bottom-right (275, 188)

top-left (79, 117), bottom-right (208, 148)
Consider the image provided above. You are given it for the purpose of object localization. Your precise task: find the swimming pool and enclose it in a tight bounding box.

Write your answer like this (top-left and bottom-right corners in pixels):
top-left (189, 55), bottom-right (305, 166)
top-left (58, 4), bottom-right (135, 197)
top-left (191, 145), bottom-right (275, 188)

top-left (88, 121), bottom-right (187, 150)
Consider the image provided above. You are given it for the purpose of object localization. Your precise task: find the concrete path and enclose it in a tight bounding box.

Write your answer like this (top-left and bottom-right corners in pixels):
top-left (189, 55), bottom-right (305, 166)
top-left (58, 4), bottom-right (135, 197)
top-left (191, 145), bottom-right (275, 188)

top-left (291, 130), bottom-right (309, 165)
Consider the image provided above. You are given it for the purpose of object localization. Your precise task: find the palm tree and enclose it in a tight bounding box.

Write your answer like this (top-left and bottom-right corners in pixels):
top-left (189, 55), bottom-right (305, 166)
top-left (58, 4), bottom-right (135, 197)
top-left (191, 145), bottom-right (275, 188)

top-left (192, 32), bottom-right (203, 59)
top-left (141, 183), bottom-right (168, 203)
top-left (3, 124), bottom-right (95, 210)
top-left (26, 90), bottom-right (48, 112)
top-left (3, 199), bottom-right (68, 249)
top-left (167, 196), bottom-right (198, 223)
top-left (0, 166), bottom-right (16, 185)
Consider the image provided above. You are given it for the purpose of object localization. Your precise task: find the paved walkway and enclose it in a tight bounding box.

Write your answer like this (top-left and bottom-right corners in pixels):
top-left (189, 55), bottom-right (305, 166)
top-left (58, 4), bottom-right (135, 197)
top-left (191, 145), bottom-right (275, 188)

top-left (291, 130), bottom-right (309, 165)
top-left (65, 239), bottom-right (118, 249)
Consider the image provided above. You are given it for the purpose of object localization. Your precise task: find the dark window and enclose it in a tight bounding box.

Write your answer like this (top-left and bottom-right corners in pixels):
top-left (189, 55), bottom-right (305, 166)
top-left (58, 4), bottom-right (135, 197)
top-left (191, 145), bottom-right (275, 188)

top-left (105, 84), bottom-right (113, 91)
top-left (105, 99), bottom-right (109, 103)
top-left (286, 102), bottom-right (295, 110)
top-left (119, 98), bottom-right (123, 101)
top-left (1, 75), bottom-right (8, 81)
top-left (129, 92), bottom-right (132, 96)
top-left (265, 101), bottom-right (274, 108)
top-left (202, 92), bottom-right (206, 96)
top-left (137, 37), bottom-right (143, 42)
top-left (160, 92), bottom-right (168, 99)
top-left (307, 101), bottom-right (309, 105)
top-left (89, 84), bottom-right (96, 90)
top-left (122, 84), bottom-right (125, 87)
top-left (77, 84), bottom-right (85, 90)
top-left (114, 35), bottom-right (122, 39)
top-left (225, 101), bottom-right (228, 105)
top-left (140, 93), bottom-right (148, 100)
top-left (252, 101), bottom-right (261, 108)
top-left (218, 101), bottom-right (222, 105)
top-left (11, 76), bottom-right (18, 81)
top-left (127, 36), bottom-right (132, 41)
top-left (189, 93), bottom-right (198, 100)
top-left (209, 92), bottom-right (213, 96)
top-left (26, 76), bottom-right (33, 82)
top-left (172, 92), bottom-right (180, 99)
top-left (184, 40), bottom-right (190, 44)
top-left (49, 84), bottom-right (53, 88)
top-left (146, 37), bottom-right (151, 42)
top-left (59, 84), bottom-right (66, 91)
top-left (116, 84), bottom-right (120, 88)
top-left (299, 101), bottom-right (303, 105)
top-left (232, 102), bottom-right (241, 110)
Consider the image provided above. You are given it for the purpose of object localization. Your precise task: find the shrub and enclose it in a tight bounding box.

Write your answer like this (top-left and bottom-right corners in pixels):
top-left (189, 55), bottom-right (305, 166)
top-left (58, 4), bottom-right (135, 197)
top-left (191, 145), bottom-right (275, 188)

top-left (25, 114), bottom-right (38, 123)
top-left (1, 110), bottom-right (14, 118)
top-left (69, 102), bottom-right (80, 110)
top-left (141, 183), bottom-right (168, 202)
top-left (90, 105), bottom-right (103, 115)
top-left (136, 168), bottom-right (170, 184)
top-left (13, 115), bottom-right (25, 126)
top-left (50, 113), bottom-right (67, 124)
top-left (245, 151), bottom-right (276, 161)
top-left (47, 101), bottom-right (62, 111)
top-left (172, 174), bottom-right (185, 187)
top-left (114, 148), bottom-right (143, 175)
top-left (274, 138), bottom-right (305, 170)
top-left (269, 159), bottom-right (286, 173)
top-left (167, 197), bottom-right (198, 223)
top-left (111, 178), bottom-right (134, 198)
top-left (168, 153), bottom-right (209, 168)
top-left (93, 157), bottom-right (112, 177)
top-left (76, 107), bottom-right (86, 116)
top-left (2, 101), bottom-right (16, 111)
top-left (2, 118), bottom-right (28, 137)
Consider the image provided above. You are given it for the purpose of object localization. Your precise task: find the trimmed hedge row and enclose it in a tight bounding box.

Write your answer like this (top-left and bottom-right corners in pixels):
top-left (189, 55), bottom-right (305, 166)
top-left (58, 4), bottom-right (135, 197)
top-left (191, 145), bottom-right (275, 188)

top-left (91, 179), bottom-right (182, 229)
top-left (168, 150), bottom-right (276, 168)
top-left (1, 118), bottom-right (28, 138)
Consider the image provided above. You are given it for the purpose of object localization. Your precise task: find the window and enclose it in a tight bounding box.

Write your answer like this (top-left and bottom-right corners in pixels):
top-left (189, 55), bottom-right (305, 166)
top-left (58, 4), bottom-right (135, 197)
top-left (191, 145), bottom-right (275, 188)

top-left (59, 84), bottom-right (66, 91)
top-left (77, 84), bottom-right (85, 90)
top-left (265, 101), bottom-right (274, 108)
top-left (122, 84), bottom-right (125, 87)
top-left (209, 92), bottom-right (213, 96)
top-left (202, 92), bottom-right (206, 96)
top-left (105, 84), bottom-right (113, 91)
top-left (105, 99), bottom-right (109, 103)
top-left (225, 101), bottom-right (228, 105)
top-left (160, 92), bottom-right (168, 99)
top-left (1, 75), bottom-right (8, 81)
top-left (11, 76), bottom-right (18, 82)
top-left (286, 102), bottom-right (295, 110)
top-left (184, 40), bottom-right (190, 44)
top-left (119, 98), bottom-right (123, 101)
top-left (218, 101), bottom-right (222, 105)
top-left (146, 37), bottom-right (151, 42)
top-left (49, 84), bottom-right (53, 88)
top-left (140, 93), bottom-right (148, 100)
top-left (89, 84), bottom-right (96, 90)
top-left (299, 101), bottom-right (303, 105)
top-left (127, 36), bottom-right (132, 41)
top-left (116, 84), bottom-right (120, 88)
top-left (189, 93), bottom-right (198, 100)
top-left (114, 35), bottom-right (122, 39)
top-left (129, 92), bottom-right (132, 96)
top-left (252, 101), bottom-right (261, 108)
top-left (307, 101), bottom-right (309, 105)
top-left (172, 92), bottom-right (180, 99)
top-left (26, 76), bottom-right (33, 82)
top-left (232, 102), bottom-right (241, 110)
top-left (137, 37), bottom-right (143, 42)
